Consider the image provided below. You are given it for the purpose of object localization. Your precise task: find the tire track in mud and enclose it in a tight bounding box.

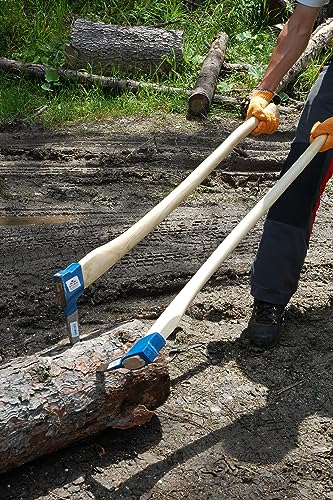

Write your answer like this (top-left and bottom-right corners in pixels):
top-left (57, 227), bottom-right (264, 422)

top-left (1, 122), bottom-right (332, 359)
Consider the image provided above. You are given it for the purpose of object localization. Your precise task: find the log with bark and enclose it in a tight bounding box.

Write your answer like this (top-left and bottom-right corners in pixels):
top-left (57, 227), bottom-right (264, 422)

top-left (277, 18), bottom-right (333, 93)
top-left (65, 19), bottom-right (184, 75)
top-left (188, 32), bottom-right (229, 117)
top-left (0, 56), bottom-right (241, 110)
top-left (0, 320), bottom-right (170, 474)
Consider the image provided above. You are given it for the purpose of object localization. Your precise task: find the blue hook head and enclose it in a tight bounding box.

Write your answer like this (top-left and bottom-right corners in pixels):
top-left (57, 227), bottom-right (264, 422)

top-left (98, 332), bottom-right (166, 371)
top-left (53, 262), bottom-right (84, 344)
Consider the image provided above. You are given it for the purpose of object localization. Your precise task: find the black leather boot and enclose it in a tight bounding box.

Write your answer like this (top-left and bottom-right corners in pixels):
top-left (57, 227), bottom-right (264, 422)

top-left (246, 299), bottom-right (286, 348)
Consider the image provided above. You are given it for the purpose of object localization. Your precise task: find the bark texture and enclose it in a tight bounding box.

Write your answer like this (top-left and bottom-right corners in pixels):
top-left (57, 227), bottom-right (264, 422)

top-left (188, 33), bottom-right (229, 117)
top-left (0, 320), bottom-right (170, 474)
top-left (277, 18), bottom-right (333, 92)
top-left (65, 19), bottom-right (184, 74)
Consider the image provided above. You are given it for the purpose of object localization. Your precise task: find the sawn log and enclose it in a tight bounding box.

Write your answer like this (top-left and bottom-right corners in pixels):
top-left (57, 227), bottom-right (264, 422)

top-left (188, 32), bottom-right (229, 117)
top-left (0, 320), bottom-right (170, 474)
top-left (65, 18), bottom-right (184, 74)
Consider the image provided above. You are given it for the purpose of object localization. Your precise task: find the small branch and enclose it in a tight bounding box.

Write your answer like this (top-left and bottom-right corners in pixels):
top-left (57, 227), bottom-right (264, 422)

top-left (273, 380), bottom-right (303, 395)
top-left (222, 62), bottom-right (261, 72)
top-left (0, 56), bottom-right (240, 110)
top-left (0, 56), bottom-right (305, 116)
top-left (150, 18), bottom-right (184, 28)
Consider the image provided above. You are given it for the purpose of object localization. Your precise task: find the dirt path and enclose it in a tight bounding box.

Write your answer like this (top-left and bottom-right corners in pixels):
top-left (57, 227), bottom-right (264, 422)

top-left (0, 113), bottom-right (332, 499)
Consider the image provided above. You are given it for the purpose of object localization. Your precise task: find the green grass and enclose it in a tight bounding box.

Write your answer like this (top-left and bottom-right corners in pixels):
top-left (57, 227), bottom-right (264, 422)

top-left (0, 0), bottom-right (330, 125)
top-left (0, 74), bottom-right (187, 125)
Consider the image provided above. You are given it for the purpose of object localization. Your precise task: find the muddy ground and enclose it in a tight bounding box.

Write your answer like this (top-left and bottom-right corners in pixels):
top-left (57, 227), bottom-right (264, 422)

top-left (0, 111), bottom-right (332, 500)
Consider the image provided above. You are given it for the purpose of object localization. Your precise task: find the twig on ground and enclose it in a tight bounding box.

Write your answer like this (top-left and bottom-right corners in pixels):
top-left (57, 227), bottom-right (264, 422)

top-left (273, 380), bottom-right (304, 395)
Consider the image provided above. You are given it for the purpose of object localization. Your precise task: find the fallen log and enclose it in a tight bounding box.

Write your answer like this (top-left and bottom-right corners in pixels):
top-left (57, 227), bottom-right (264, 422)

top-left (0, 320), bottom-right (170, 474)
top-left (0, 56), bottom-right (240, 110)
top-left (188, 32), bottom-right (229, 117)
top-left (277, 18), bottom-right (333, 92)
top-left (65, 18), bottom-right (184, 74)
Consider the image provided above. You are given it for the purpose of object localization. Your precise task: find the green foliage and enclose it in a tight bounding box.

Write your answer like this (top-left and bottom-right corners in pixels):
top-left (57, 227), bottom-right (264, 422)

top-left (0, 0), bottom-right (332, 125)
top-left (41, 68), bottom-right (61, 92)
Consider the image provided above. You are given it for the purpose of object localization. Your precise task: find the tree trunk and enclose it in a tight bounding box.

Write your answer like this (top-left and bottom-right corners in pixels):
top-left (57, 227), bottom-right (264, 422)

top-left (188, 33), bottom-right (229, 117)
top-left (277, 18), bottom-right (333, 93)
top-left (65, 19), bottom-right (184, 75)
top-left (0, 320), bottom-right (170, 473)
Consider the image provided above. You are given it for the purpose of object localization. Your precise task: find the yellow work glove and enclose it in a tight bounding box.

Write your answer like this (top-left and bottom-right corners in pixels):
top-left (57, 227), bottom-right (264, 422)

top-left (246, 89), bottom-right (279, 136)
top-left (310, 117), bottom-right (333, 152)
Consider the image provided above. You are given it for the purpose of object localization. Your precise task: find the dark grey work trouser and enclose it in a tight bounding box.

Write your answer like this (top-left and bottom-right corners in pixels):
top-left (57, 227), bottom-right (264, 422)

top-left (251, 60), bottom-right (333, 305)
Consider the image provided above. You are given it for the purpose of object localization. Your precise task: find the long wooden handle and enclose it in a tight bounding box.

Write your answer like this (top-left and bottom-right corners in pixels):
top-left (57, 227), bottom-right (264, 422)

top-left (146, 135), bottom-right (327, 340)
top-left (80, 104), bottom-right (279, 287)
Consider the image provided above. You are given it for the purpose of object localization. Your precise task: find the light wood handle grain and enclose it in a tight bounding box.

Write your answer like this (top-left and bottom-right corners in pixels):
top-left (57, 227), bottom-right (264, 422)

top-left (80, 104), bottom-right (279, 287)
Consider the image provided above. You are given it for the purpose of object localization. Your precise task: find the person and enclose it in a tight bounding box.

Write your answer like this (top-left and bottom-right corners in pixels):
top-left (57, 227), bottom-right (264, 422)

top-left (245, 0), bottom-right (333, 348)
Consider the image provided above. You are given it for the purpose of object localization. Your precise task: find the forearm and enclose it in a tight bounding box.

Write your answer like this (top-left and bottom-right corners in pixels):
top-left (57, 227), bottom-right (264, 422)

top-left (260, 4), bottom-right (320, 92)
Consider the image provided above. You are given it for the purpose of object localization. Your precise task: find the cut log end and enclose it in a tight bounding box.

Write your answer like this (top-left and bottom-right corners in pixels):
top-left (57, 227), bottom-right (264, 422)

top-left (188, 92), bottom-right (210, 116)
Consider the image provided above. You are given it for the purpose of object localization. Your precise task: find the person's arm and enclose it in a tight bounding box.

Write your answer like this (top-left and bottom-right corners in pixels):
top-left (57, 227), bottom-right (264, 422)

top-left (260, 3), bottom-right (320, 92)
top-left (246, 3), bottom-right (320, 136)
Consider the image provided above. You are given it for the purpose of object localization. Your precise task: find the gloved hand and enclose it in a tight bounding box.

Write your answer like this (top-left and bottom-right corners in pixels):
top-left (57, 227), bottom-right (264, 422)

top-left (246, 89), bottom-right (279, 136)
top-left (310, 117), bottom-right (333, 152)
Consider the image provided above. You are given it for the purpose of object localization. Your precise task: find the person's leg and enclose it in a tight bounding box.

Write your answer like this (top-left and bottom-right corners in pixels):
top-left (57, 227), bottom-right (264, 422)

top-left (248, 61), bottom-right (333, 347)
top-left (251, 144), bottom-right (333, 305)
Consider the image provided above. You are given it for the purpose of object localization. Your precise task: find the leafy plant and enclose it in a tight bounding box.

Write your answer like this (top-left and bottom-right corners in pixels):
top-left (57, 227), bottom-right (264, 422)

top-left (41, 68), bottom-right (61, 92)
top-left (278, 91), bottom-right (289, 103)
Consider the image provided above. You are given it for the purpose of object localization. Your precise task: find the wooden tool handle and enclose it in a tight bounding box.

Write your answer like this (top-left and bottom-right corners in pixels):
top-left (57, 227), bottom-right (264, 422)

top-left (146, 134), bottom-right (326, 340)
top-left (80, 104), bottom-right (279, 287)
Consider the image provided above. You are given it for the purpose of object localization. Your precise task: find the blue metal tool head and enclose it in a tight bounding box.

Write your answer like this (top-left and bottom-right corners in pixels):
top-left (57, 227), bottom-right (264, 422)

top-left (53, 262), bottom-right (84, 344)
top-left (98, 332), bottom-right (166, 371)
